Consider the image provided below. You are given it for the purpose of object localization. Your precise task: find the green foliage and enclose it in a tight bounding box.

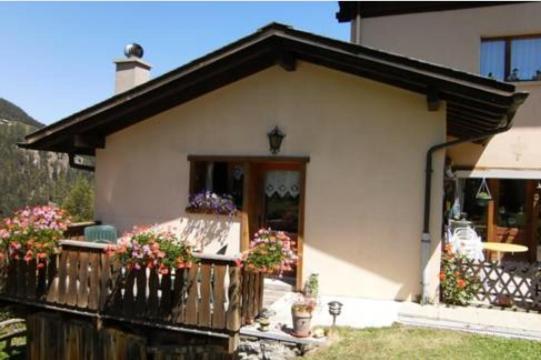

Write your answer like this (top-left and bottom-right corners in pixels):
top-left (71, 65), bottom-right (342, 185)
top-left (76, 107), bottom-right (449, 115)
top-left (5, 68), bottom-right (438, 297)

top-left (440, 245), bottom-right (480, 306)
top-left (0, 98), bottom-right (94, 222)
top-left (110, 228), bottom-right (197, 273)
top-left (243, 229), bottom-right (296, 275)
top-left (62, 175), bottom-right (94, 222)
top-left (304, 273), bottom-right (319, 298)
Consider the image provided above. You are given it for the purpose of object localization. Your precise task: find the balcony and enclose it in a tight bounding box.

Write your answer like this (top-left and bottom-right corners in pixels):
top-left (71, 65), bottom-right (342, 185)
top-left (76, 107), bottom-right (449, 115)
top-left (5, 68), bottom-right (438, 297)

top-left (0, 240), bottom-right (264, 342)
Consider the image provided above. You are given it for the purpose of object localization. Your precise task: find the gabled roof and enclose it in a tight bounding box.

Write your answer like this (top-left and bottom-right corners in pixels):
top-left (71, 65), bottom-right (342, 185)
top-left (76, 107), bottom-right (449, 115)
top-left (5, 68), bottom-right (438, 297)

top-left (20, 23), bottom-right (528, 155)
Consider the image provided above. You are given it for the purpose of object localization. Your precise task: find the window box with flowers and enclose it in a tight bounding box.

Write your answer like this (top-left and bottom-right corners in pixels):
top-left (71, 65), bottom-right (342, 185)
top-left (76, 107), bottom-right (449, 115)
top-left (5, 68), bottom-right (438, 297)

top-left (239, 228), bottom-right (297, 276)
top-left (185, 191), bottom-right (238, 217)
top-left (0, 206), bottom-right (71, 269)
top-left (106, 227), bottom-right (197, 275)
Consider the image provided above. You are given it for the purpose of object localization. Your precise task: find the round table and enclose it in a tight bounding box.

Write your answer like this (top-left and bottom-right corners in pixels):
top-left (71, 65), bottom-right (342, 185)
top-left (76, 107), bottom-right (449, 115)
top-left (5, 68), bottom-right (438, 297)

top-left (482, 242), bottom-right (528, 253)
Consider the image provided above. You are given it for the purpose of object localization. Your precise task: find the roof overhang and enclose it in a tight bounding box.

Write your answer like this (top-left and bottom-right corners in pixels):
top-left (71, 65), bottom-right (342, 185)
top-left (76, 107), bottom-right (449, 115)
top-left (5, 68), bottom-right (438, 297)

top-left (20, 23), bottom-right (528, 155)
top-left (336, 2), bottom-right (523, 21)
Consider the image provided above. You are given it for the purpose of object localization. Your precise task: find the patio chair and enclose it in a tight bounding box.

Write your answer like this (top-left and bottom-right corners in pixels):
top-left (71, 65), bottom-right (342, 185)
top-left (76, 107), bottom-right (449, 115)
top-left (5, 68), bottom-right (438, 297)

top-left (84, 225), bottom-right (118, 244)
top-left (450, 227), bottom-right (484, 261)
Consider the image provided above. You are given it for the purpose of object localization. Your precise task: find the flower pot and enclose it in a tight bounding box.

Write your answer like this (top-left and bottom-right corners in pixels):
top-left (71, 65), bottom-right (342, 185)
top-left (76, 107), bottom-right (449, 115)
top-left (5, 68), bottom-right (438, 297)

top-left (476, 198), bottom-right (490, 207)
top-left (258, 318), bottom-right (270, 332)
top-left (291, 309), bottom-right (312, 338)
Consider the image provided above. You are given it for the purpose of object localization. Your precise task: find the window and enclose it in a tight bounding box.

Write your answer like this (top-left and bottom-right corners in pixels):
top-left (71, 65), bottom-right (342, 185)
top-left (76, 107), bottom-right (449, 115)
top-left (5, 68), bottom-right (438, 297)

top-left (190, 161), bottom-right (244, 208)
top-left (481, 36), bottom-right (541, 82)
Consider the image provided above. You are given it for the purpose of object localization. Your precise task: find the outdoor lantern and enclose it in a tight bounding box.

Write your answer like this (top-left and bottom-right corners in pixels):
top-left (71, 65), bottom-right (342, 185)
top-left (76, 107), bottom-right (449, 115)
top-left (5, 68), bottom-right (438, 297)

top-left (327, 301), bottom-right (343, 327)
top-left (267, 126), bottom-right (285, 154)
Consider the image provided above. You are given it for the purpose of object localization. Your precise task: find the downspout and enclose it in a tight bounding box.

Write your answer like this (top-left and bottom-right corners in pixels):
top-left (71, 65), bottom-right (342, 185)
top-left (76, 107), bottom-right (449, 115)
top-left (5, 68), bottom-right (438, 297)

top-left (420, 122), bottom-right (512, 305)
top-left (69, 153), bottom-right (95, 172)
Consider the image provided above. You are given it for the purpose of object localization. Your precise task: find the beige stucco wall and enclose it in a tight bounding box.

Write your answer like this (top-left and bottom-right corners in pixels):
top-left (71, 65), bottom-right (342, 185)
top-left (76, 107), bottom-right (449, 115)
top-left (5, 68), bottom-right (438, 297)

top-left (95, 62), bottom-right (446, 301)
top-left (358, 3), bottom-right (541, 170)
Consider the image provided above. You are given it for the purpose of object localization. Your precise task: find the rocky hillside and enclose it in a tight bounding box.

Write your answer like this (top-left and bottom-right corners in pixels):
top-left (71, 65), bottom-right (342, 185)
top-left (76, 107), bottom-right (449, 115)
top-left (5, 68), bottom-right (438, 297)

top-left (0, 98), bottom-right (93, 220)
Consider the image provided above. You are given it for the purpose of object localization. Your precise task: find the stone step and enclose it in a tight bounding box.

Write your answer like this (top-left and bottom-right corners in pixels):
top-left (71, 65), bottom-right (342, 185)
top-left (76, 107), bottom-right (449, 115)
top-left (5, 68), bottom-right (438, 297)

top-left (263, 278), bottom-right (295, 308)
top-left (264, 278), bottom-right (294, 292)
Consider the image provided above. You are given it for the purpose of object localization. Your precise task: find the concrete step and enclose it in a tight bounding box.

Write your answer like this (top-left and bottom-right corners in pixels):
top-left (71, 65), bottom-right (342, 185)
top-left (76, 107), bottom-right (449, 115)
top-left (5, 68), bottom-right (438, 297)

top-left (263, 278), bottom-right (294, 308)
top-left (264, 278), bottom-right (294, 292)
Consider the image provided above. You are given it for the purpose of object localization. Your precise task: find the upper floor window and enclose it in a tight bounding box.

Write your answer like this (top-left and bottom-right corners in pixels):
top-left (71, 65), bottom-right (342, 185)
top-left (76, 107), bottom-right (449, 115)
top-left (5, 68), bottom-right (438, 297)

top-left (481, 35), bottom-right (541, 82)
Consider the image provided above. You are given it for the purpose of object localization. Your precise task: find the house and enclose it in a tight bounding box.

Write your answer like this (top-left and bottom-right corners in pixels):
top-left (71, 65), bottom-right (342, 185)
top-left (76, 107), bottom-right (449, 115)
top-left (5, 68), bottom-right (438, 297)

top-left (19, 18), bottom-right (527, 304)
top-left (338, 1), bottom-right (541, 265)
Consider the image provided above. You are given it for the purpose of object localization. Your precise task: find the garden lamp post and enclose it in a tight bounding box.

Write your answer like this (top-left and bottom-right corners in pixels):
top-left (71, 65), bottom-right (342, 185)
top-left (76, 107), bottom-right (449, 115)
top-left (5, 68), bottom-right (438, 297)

top-left (327, 301), bottom-right (343, 327)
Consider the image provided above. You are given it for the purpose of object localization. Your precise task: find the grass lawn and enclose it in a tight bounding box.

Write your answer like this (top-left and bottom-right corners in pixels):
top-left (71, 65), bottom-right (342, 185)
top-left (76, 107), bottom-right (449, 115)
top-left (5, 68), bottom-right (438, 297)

top-left (304, 325), bottom-right (541, 360)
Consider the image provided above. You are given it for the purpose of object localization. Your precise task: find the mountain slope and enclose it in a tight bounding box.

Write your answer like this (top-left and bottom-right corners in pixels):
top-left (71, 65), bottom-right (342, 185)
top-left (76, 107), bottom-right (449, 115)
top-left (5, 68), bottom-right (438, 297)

top-left (0, 98), bottom-right (44, 128)
top-left (0, 98), bottom-right (93, 219)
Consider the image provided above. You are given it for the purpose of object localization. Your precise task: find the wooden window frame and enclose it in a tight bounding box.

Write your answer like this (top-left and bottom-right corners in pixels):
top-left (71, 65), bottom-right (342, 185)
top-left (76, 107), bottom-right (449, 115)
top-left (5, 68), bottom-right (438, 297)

top-left (482, 33), bottom-right (541, 82)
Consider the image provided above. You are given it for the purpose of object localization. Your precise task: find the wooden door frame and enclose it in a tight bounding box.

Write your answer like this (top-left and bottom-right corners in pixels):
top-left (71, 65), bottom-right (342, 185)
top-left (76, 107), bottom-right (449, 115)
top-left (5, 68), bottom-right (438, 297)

top-left (188, 155), bottom-right (308, 290)
top-left (486, 178), bottom-right (538, 262)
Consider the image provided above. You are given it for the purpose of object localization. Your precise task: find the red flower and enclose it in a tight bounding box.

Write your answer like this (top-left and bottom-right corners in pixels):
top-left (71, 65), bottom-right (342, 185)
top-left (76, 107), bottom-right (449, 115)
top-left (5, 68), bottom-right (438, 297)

top-left (159, 265), bottom-right (169, 275)
top-left (439, 272), bottom-right (446, 281)
top-left (234, 258), bottom-right (243, 268)
top-left (457, 279), bottom-right (466, 288)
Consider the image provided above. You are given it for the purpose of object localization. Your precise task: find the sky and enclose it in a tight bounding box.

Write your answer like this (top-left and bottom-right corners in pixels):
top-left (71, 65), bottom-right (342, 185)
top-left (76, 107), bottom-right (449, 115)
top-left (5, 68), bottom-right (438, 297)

top-left (0, 2), bottom-right (349, 125)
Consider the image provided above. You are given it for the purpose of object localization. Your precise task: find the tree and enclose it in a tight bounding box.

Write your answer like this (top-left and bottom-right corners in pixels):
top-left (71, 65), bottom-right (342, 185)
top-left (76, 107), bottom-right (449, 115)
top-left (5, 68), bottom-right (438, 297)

top-left (62, 175), bottom-right (94, 222)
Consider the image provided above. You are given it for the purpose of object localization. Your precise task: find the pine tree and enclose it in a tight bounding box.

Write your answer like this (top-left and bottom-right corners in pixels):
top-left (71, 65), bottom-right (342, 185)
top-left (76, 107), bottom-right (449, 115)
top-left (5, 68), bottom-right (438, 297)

top-left (62, 175), bottom-right (94, 222)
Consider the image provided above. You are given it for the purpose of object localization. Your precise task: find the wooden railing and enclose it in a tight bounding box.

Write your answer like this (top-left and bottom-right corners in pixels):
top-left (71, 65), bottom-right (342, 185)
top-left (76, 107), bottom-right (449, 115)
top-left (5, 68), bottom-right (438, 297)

top-left (448, 259), bottom-right (541, 311)
top-left (0, 240), bottom-right (264, 335)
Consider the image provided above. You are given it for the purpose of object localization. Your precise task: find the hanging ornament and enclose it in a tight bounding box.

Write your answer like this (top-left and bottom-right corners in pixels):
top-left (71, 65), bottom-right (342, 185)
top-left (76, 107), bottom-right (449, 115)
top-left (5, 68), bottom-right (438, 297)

top-left (475, 178), bottom-right (492, 207)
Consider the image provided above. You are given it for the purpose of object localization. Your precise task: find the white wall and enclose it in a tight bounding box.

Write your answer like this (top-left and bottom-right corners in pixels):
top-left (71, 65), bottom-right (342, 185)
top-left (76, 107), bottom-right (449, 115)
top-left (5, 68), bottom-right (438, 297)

top-left (95, 62), bottom-right (446, 301)
top-left (358, 2), bottom-right (541, 170)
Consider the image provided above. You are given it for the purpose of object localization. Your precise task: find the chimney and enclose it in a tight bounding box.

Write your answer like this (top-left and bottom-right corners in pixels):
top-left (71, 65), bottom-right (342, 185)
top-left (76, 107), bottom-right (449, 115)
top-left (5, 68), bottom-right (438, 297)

top-left (114, 43), bottom-right (151, 94)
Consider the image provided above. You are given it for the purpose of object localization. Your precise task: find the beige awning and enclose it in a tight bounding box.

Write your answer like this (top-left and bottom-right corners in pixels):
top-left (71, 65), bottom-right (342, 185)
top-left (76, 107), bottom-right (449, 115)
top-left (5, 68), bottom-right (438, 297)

top-left (455, 168), bottom-right (541, 179)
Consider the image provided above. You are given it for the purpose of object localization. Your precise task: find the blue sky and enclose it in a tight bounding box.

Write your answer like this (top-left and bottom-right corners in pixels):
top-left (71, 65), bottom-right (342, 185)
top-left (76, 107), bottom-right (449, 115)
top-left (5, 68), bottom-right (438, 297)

top-left (0, 2), bottom-right (348, 125)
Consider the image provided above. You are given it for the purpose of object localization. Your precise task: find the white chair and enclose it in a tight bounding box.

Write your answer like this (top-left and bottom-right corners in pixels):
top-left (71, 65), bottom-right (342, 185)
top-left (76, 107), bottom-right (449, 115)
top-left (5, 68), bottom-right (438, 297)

top-left (450, 227), bottom-right (485, 261)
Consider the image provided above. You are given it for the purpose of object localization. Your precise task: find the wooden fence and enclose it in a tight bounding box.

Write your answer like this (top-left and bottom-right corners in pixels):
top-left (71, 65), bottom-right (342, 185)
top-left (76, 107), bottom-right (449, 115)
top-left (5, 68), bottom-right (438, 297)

top-left (0, 240), bottom-right (264, 335)
top-left (452, 259), bottom-right (541, 311)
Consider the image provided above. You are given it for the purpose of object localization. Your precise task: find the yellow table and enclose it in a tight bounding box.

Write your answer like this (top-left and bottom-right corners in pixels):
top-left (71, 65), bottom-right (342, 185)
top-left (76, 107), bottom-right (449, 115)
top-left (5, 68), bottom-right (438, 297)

top-left (482, 242), bottom-right (528, 253)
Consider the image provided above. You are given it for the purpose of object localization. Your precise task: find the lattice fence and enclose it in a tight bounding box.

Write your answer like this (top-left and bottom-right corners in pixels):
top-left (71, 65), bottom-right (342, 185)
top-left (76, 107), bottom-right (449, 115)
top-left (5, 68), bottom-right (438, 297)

top-left (455, 259), bottom-right (541, 311)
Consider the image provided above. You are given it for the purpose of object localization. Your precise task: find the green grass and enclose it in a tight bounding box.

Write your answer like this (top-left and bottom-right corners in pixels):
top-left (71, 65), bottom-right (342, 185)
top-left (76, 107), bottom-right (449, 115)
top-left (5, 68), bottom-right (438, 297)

top-left (305, 325), bottom-right (541, 360)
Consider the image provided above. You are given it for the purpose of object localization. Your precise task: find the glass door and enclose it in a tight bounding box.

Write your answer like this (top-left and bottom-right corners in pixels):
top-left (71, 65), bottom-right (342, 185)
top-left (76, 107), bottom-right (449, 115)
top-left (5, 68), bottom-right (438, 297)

top-left (250, 163), bottom-right (303, 285)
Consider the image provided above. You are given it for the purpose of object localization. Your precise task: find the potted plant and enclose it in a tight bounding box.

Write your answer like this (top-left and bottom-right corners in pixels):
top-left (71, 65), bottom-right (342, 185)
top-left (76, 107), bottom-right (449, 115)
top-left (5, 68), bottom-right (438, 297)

top-left (258, 317), bottom-right (270, 332)
top-left (303, 273), bottom-right (319, 299)
top-left (241, 228), bottom-right (297, 276)
top-left (475, 191), bottom-right (492, 207)
top-left (291, 296), bottom-right (316, 338)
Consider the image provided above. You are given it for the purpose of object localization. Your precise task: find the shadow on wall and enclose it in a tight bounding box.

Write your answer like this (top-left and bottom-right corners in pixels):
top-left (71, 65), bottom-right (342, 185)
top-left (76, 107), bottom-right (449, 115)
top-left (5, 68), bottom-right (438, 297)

top-left (178, 213), bottom-right (241, 255)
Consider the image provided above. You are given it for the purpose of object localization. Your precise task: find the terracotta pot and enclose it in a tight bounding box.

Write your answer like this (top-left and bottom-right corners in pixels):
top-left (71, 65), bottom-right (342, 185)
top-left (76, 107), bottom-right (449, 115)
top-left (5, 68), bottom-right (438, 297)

top-left (291, 309), bottom-right (312, 338)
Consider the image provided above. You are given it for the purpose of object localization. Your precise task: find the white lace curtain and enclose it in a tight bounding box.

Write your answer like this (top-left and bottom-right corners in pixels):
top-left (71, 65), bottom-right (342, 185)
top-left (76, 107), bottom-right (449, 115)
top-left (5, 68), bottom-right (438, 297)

top-left (265, 170), bottom-right (300, 198)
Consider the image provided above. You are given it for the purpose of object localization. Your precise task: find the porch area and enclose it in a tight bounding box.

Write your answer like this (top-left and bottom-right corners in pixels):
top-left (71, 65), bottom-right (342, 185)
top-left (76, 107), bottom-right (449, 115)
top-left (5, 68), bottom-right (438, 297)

top-left (442, 174), bottom-right (541, 313)
top-left (0, 239), bottom-right (265, 356)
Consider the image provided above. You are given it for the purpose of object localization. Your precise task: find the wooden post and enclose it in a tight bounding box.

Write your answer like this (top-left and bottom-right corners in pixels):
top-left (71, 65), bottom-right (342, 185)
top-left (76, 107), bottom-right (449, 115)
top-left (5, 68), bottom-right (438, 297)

top-left (226, 266), bottom-right (241, 332)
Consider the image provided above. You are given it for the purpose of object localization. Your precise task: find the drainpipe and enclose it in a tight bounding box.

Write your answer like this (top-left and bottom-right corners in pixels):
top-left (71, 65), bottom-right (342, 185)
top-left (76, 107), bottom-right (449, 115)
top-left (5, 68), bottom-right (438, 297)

top-left (420, 123), bottom-right (512, 304)
top-left (69, 153), bottom-right (95, 172)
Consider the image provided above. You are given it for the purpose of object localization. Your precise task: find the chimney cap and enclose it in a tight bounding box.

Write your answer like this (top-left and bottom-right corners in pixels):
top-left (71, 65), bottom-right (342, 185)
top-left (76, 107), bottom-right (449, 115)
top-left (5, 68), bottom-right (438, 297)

top-left (124, 43), bottom-right (144, 59)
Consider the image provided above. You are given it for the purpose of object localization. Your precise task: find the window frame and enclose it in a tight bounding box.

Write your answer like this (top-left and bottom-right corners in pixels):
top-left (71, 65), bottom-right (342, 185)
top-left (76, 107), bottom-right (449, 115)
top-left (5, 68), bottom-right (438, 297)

top-left (481, 33), bottom-right (541, 82)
